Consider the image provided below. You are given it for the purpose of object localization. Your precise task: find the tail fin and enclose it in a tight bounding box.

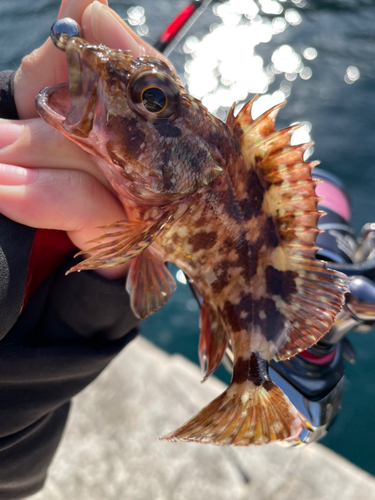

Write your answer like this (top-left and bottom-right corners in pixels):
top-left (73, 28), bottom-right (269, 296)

top-left (159, 380), bottom-right (302, 446)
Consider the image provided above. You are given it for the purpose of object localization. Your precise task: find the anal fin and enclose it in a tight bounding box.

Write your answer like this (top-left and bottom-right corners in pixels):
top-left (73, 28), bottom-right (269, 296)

top-left (198, 303), bottom-right (228, 382)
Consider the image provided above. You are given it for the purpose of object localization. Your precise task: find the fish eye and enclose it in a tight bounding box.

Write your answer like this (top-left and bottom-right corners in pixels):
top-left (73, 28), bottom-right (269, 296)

top-left (142, 87), bottom-right (167, 113)
top-left (127, 70), bottom-right (181, 121)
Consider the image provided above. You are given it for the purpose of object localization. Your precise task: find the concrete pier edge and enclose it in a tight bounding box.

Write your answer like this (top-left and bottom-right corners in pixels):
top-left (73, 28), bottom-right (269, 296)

top-left (31, 336), bottom-right (375, 500)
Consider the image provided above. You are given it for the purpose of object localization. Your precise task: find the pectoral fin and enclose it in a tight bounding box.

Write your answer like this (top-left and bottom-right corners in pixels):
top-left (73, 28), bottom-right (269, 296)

top-left (126, 246), bottom-right (177, 319)
top-left (67, 212), bottom-right (173, 273)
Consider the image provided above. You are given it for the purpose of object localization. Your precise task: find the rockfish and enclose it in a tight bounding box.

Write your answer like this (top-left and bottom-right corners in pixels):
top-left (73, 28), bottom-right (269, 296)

top-left (37, 38), bottom-right (347, 445)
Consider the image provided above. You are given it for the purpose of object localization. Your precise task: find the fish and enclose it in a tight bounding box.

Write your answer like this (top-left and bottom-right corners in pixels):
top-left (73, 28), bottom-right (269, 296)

top-left (36, 37), bottom-right (348, 445)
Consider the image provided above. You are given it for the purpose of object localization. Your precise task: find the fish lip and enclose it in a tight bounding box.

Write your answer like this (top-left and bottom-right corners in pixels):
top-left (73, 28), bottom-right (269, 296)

top-left (36, 38), bottom-right (101, 137)
top-left (36, 38), bottom-right (92, 126)
top-left (36, 83), bottom-right (70, 131)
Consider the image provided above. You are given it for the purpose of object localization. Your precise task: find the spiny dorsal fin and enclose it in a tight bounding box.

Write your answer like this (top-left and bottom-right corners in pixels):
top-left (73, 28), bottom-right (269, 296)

top-left (227, 97), bottom-right (348, 360)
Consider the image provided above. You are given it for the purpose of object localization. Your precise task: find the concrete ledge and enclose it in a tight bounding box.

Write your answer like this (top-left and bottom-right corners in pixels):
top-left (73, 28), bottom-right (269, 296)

top-left (31, 337), bottom-right (375, 500)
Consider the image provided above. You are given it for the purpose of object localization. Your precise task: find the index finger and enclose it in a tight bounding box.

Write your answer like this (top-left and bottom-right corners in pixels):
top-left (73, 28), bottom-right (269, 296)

top-left (57, 0), bottom-right (105, 18)
top-left (81, 2), bottom-right (174, 70)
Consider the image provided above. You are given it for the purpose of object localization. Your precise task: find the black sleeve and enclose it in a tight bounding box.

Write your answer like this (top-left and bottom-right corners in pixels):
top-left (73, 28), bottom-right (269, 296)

top-left (0, 258), bottom-right (139, 499)
top-left (0, 71), bottom-right (141, 499)
top-left (0, 71), bottom-right (19, 119)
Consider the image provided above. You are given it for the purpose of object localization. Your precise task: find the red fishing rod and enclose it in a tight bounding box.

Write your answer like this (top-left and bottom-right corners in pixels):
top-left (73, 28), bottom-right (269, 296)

top-left (153, 0), bottom-right (215, 56)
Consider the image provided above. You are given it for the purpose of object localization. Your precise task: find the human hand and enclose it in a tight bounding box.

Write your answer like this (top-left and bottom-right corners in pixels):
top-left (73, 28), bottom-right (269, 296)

top-left (14, 0), bottom-right (170, 120)
top-left (0, 0), bottom-right (172, 279)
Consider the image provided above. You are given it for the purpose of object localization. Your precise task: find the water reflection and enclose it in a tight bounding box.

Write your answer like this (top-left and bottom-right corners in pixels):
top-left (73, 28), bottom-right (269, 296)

top-left (259, 0), bottom-right (283, 15)
top-left (182, 0), bottom-right (316, 127)
top-left (345, 65), bottom-right (360, 84)
top-left (303, 47), bottom-right (318, 60)
top-left (272, 45), bottom-right (303, 74)
top-left (284, 8), bottom-right (302, 25)
top-left (127, 0), bottom-right (362, 194)
top-left (176, 269), bottom-right (187, 284)
top-left (127, 5), bottom-right (149, 37)
top-left (300, 67), bottom-right (312, 80)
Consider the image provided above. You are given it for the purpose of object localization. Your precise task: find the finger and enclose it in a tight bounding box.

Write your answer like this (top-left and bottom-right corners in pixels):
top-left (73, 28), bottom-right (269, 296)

top-left (14, 0), bottom-right (108, 119)
top-left (58, 0), bottom-right (107, 20)
top-left (0, 165), bottom-right (125, 248)
top-left (14, 41), bottom-right (66, 119)
top-left (82, 2), bottom-right (173, 69)
top-left (0, 118), bottom-right (109, 188)
top-left (0, 163), bottom-right (129, 279)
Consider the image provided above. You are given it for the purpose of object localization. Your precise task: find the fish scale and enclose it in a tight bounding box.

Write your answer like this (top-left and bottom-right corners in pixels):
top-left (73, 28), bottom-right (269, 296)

top-left (36, 37), bottom-right (348, 446)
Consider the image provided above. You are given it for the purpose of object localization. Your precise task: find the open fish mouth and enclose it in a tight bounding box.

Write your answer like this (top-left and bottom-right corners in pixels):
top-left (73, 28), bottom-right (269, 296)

top-left (37, 83), bottom-right (70, 126)
top-left (36, 37), bottom-right (103, 138)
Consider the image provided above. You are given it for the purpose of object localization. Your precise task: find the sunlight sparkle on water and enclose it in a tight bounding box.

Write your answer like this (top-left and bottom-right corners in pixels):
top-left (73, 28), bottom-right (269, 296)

top-left (272, 17), bottom-right (287, 34)
top-left (251, 90), bottom-right (285, 119)
top-left (300, 67), bottom-right (312, 80)
top-left (290, 121), bottom-right (313, 159)
top-left (272, 45), bottom-right (303, 74)
top-left (183, 0), bottom-right (315, 118)
top-left (285, 9), bottom-right (302, 25)
top-left (176, 270), bottom-right (187, 284)
top-left (183, 36), bottom-right (199, 54)
top-left (127, 6), bottom-right (145, 25)
top-left (290, 121), bottom-right (312, 146)
top-left (214, 0), bottom-right (259, 19)
top-left (279, 79), bottom-right (292, 97)
top-left (345, 66), bottom-right (360, 84)
top-left (184, 22), bottom-right (272, 104)
top-left (303, 47), bottom-right (318, 60)
top-left (285, 72), bottom-right (297, 81)
top-left (127, 6), bottom-right (148, 36)
top-left (259, 0), bottom-right (283, 15)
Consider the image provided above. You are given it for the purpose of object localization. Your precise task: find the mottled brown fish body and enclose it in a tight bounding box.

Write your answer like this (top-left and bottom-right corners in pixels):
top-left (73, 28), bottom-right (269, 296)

top-left (36, 38), bottom-right (348, 446)
top-left (158, 154), bottom-right (289, 362)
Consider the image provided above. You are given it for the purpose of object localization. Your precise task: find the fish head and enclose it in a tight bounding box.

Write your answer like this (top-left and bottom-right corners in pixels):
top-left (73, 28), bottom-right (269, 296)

top-left (37, 38), bottom-right (230, 202)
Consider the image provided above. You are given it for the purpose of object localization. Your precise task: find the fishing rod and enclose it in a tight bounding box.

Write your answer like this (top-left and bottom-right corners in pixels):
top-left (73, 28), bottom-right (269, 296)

top-left (153, 0), bottom-right (215, 57)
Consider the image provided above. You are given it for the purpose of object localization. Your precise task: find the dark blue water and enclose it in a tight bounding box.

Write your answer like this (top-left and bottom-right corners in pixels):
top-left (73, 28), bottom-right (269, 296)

top-left (1, 0), bottom-right (375, 475)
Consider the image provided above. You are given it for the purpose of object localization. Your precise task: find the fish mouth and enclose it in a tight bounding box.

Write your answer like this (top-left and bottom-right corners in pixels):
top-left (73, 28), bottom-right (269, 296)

top-left (36, 83), bottom-right (70, 129)
top-left (36, 37), bottom-right (101, 138)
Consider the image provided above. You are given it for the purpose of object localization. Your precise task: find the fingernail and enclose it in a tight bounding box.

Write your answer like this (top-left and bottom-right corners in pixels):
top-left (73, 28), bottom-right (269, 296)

top-left (0, 164), bottom-right (37, 185)
top-left (0, 122), bottom-right (24, 149)
top-left (90, 1), bottom-right (142, 54)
